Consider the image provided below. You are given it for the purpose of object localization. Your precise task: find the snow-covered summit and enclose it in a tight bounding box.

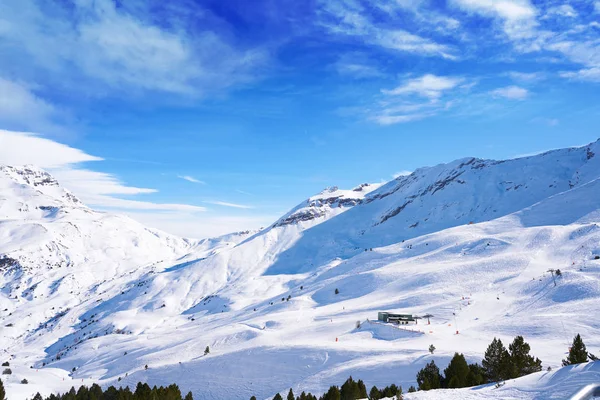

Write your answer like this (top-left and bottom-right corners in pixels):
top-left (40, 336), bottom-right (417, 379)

top-left (273, 183), bottom-right (381, 227)
top-left (0, 164), bottom-right (86, 220)
top-left (262, 140), bottom-right (600, 274)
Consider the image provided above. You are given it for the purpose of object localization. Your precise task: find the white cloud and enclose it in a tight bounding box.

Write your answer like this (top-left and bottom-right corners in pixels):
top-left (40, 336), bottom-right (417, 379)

top-left (368, 74), bottom-right (468, 125)
top-left (178, 175), bottom-right (206, 184)
top-left (0, 79), bottom-right (66, 133)
top-left (0, 129), bottom-right (101, 167)
top-left (560, 67), bottom-right (600, 82)
top-left (0, 0), bottom-right (266, 96)
top-left (451, 0), bottom-right (600, 77)
top-left (52, 168), bottom-right (156, 195)
top-left (450, 0), bottom-right (539, 43)
top-left (0, 129), bottom-right (205, 214)
top-left (507, 71), bottom-right (545, 82)
top-left (382, 75), bottom-right (464, 98)
top-left (491, 85), bottom-right (529, 99)
top-left (372, 113), bottom-right (429, 125)
top-left (204, 201), bottom-right (254, 209)
top-left (545, 5), bottom-right (577, 18)
top-left (319, 0), bottom-right (457, 59)
top-left (596, 1), bottom-right (600, 13)
top-left (373, 30), bottom-right (458, 60)
top-left (451, 0), bottom-right (536, 21)
top-left (334, 54), bottom-right (385, 79)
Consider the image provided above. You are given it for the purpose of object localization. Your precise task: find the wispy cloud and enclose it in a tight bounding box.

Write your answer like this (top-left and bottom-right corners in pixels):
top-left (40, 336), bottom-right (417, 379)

top-left (0, 129), bottom-right (205, 213)
top-left (0, 0), bottom-right (267, 97)
top-left (0, 129), bottom-right (101, 167)
top-left (560, 68), bottom-right (600, 82)
top-left (450, 0), bottom-right (600, 84)
top-left (204, 200), bottom-right (254, 209)
top-left (544, 5), bottom-right (577, 19)
top-left (333, 53), bottom-right (385, 79)
top-left (370, 74), bottom-right (467, 125)
top-left (318, 0), bottom-right (457, 59)
top-left (506, 71), bottom-right (545, 82)
top-left (450, 0), bottom-right (536, 23)
top-left (178, 175), bottom-right (206, 184)
top-left (0, 79), bottom-right (67, 134)
top-left (372, 113), bottom-right (432, 125)
top-left (382, 74), bottom-right (464, 98)
top-left (491, 85), bottom-right (529, 100)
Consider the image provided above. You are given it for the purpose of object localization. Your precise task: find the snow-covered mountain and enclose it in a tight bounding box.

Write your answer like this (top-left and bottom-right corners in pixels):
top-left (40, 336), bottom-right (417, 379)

top-left (263, 140), bottom-right (600, 274)
top-left (0, 165), bottom-right (250, 374)
top-left (2, 141), bottom-right (600, 400)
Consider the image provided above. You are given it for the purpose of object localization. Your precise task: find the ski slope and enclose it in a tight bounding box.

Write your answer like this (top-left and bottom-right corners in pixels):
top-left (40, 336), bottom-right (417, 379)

top-left (2, 141), bottom-right (600, 399)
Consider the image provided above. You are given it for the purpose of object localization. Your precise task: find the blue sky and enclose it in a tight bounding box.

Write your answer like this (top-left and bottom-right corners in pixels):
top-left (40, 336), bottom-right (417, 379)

top-left (0, 0), bottom-right (599, 238)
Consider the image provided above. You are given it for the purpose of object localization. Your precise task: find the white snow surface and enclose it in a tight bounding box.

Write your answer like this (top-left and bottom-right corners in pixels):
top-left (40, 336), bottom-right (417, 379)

top-left (2, 141), bottom-right (600, 400)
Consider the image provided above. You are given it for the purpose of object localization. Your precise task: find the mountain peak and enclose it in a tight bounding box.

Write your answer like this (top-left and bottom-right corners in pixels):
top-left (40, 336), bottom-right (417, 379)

top-left (1, 164), bottom-right (84, 206)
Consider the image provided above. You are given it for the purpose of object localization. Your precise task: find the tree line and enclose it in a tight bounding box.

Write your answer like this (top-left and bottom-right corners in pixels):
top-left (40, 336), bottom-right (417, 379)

top-left (0, 334), bottom-right (594, 400)
top-left (257, 333), bottom-right (595, 399)
top-left (415, 333), bottom-right (594, 391)
top-left (254, 376), bottom-right (406, 400)
top-left (0, 382), bottom-right (192, 400)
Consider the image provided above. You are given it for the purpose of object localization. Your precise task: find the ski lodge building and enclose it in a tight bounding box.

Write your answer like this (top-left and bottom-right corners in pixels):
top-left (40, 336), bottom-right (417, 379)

top-left (377, 312), bottom-right (416, 325)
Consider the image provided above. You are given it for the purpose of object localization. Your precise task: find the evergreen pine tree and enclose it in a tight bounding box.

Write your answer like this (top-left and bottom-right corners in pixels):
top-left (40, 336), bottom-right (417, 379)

top-left (380, 384), bottom-right (401, 398)
top-left (369, 386), bottom-right (380, 400)
top-left (321, 386), bottom-right (340, 400)
top-left (340, 376), bottom-right (359, 400)
top-left (250, 397), bottom-right (257, 400)
top-left (204, 346), bottom-right (210, 355)
top-left (184, 392), bottom-right (193, 400)
top-left (287, 388), bottom-right (294, 400)
top-left (482, 338), bottom-right (510, 382)
top-left (416, 360), bottom-right (442, 390)
top-left (273, 393), bottom-right (283, 400)
top-left (105, 386), bottom-right (119, 400)
top-left (356, 380), bottom-right (367, 399)
top-left (563, 334), bottom-right (588, 366)
top-left (33, 393), bottom-right (43, 400)
top-left (0, 378), bottom-right (5, 400)
top-left (77, 385), bottom-right (89, 400)
top-left (466, 363), bottom-right (487, 387)
top-left (508, 336), bottom-right (542, 378)
top-left (66, 386), bottom-right (77, 400)
top-left (134, 382), bottom-right (152, 400)
top-left (444, 353), bottom-right (470, 388)
top-left (407, 386), bottom-right (416, 393)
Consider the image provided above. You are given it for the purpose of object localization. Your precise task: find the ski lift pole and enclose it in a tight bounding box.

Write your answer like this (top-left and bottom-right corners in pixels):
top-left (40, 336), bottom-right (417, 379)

top-left (454, 308), bottom-right (459, 334)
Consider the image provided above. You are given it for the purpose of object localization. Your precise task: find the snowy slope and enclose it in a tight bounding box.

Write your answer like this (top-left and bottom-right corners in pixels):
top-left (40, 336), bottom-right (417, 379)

top-left (3, 141), bottom-right (600, 400)
top-left (405, 361), bottom-right (600, 399)
top-left (265, 140), bottom-right (600, 274)
top-left (0, 165), bottom-right (251, 375)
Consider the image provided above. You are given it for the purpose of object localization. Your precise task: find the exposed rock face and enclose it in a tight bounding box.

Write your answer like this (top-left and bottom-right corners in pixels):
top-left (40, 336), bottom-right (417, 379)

top-left (273, 184), bottom-right (380, 227)
top-left (0, 165), bottom-right (84, 207)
